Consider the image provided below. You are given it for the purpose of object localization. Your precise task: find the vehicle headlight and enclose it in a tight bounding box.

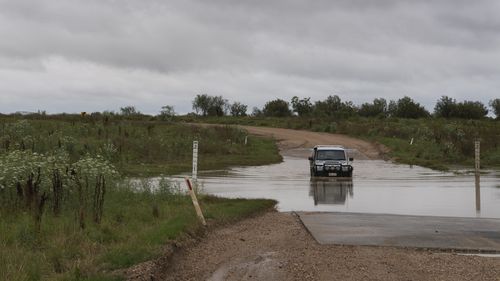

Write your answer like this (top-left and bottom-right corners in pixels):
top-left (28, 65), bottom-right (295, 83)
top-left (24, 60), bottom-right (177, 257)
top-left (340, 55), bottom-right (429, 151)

top-left (342, 166), bottom-right (349, 172)
top-left (316, 165), bottom-right (323, 171)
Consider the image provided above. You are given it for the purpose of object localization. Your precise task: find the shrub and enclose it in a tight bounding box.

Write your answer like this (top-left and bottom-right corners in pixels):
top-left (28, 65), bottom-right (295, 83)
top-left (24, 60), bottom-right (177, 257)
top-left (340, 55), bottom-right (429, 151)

top-left (230, 102), bottom-right (248, 117)
top-left (489, 99), bottom-right (500, 119)
top-left (390, 96), bottom-right (429, 119)
top-left (262, 99), bottom-right (292, 117)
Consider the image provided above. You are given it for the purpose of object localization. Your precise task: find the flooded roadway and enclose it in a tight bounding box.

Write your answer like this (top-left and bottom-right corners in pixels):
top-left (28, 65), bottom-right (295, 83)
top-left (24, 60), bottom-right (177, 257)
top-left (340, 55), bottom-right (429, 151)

top-left (171, 150), bottom-right (500, 218)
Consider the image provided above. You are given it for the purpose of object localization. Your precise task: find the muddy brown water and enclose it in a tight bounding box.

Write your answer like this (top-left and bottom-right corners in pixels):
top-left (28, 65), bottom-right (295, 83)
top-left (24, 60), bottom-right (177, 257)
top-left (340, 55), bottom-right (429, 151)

top-left (166, 149), bottom-right (500, 219)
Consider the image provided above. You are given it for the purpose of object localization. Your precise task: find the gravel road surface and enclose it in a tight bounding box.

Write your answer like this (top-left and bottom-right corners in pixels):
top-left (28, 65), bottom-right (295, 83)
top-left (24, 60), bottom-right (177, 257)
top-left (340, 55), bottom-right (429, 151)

top-left (240, 125), bottom-right (387, 159)
top-left (155, 212), bottom-right (500, 281)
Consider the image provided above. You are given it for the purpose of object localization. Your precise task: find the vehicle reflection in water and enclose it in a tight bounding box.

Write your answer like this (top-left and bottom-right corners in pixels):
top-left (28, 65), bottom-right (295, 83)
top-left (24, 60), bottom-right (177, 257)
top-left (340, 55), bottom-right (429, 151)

top-left (310, 178), bottom-right (353, 205)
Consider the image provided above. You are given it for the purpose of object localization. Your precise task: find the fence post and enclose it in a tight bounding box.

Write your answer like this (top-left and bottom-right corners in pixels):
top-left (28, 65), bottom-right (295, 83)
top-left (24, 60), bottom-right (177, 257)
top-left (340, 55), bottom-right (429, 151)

top-left (474, 140), bottom-right (481, 212)
top-left (185, 178), bottom-right (206, 226)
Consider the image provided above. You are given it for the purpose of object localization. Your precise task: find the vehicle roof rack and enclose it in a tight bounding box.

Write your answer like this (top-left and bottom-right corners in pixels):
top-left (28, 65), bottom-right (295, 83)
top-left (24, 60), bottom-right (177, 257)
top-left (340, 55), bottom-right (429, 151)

top-left (313, 145), bottom-right (345, 149)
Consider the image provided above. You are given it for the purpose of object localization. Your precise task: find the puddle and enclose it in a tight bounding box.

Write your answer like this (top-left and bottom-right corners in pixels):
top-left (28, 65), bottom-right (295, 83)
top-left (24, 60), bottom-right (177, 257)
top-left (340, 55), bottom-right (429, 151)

top-left (458, 253), bottom-right (500, 258)
top-left (166, 153), bottom-right (500, 218)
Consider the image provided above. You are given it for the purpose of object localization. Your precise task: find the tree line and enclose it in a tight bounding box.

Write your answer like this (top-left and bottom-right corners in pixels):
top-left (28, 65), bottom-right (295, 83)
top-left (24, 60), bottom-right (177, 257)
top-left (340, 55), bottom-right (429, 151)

top-left (191, 94), bottom-right (500, 119)
top-left (5, 95), bottom-right (498, 120)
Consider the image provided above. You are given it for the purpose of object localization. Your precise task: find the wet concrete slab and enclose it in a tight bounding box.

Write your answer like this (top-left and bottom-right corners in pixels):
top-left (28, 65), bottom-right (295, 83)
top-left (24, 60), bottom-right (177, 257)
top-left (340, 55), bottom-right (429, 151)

top-left (297, 212), bottom-right (500, 252)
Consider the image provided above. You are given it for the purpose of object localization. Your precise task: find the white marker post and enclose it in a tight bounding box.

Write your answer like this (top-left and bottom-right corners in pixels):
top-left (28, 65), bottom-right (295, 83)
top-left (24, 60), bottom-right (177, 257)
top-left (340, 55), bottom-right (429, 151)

top-left (475, 140), bottom-right (481, 212)
top-left (192, 140), bottom-right (198, 188)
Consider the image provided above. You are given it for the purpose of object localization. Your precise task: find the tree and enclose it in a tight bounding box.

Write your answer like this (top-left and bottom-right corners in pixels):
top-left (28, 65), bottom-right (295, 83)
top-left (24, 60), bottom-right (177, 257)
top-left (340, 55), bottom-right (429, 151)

top-left (192, 94), bottom-right (211, 116)
top-left (291, 96), bottom-right (313, 117)
top-left (387, 100), bottom-right (397, 117)
top-left (453, 101), bottom-right (488, 119)
top-left (434, 97), bottom-right (487, 119)
top-left (434, 96), bottom-right (456, 118)
top-left (230, 102), bottom-right (247, 117)
top-left (313, 95), bottom-right (342, 116)
top-left (313, 95), bottom-right (357, 118)
top-left (340, 100), bottom-right (358, 117)
top-left (206, 95), bottom-right (227, 117)
top-left (489, 99), bottom-right (500, 119)
top-left (251, 107), bottom-right (263, 117)
top-left (120, 106), bottom-right (140, 116)
top-left (159, 105), bottom-right (175, 121)
top-left (359, 98), bottom-right (387, 117)
top-left (391, 96), bottom-right (429, 119)
top-left (262, 99), bottom-right (292, 117)
top-left (192, 94), bottom-right (228, 116)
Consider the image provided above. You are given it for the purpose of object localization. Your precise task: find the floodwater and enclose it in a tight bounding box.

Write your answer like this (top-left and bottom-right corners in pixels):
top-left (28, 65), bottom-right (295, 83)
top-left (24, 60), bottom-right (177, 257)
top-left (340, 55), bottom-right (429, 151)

top-left (169, 150), bottom-right (500, 218)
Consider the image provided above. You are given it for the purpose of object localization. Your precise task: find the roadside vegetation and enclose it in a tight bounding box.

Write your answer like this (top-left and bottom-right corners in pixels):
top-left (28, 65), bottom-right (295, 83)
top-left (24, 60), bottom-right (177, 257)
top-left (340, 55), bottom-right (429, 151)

top-left (184, 95), bottom-right (500, 170)
top-left (0, 180), bottom-right (276, 281)
top-left (0, 115), bottom-right (280, 280)
top-left (0, 116), bottom-right (281, 176)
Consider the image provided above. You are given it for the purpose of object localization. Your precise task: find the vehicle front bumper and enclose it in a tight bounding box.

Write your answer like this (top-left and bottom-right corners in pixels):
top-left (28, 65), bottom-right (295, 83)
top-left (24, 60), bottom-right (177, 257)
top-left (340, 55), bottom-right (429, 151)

top-left (314, 164), bottom-right (353, 177)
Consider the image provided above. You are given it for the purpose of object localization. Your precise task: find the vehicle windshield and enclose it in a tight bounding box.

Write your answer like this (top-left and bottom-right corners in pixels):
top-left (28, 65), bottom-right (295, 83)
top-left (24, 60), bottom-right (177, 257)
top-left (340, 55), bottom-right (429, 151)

top-left (316, 150), bottom-right (346, 161)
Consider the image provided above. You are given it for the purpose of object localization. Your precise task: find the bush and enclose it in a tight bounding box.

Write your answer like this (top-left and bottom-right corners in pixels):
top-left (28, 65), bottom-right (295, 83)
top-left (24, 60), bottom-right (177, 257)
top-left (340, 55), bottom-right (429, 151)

top-left (192, 94), bottom-right (228, 116)
top-left (230, 102), bottom-right (248, 117)
top-left (358, 98), bottom-right (388, 117)
top-left (434, 96), bottom-right (456, 118)
top-left (489, 99), bottom-right (500, 119)
top-left (158, 105), bottom-right (176, 121)
top-left (453, 101), bottom-right (488, 119)
top-left (313, 95), bottom-right (357, 118)
top-left (262, 99), bottom-right (292, 117)
top-left (291, 96), bottom-right (313, 117)
top-left (434, 96), bottom-right (488, 119)
top-left (390, 96), bottom-right (429, 119)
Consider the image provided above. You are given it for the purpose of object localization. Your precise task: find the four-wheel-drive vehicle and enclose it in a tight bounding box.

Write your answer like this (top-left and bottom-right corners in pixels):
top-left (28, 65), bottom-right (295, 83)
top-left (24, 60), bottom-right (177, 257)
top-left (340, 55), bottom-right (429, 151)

top-left (309, 145), bottom-right (353, 177)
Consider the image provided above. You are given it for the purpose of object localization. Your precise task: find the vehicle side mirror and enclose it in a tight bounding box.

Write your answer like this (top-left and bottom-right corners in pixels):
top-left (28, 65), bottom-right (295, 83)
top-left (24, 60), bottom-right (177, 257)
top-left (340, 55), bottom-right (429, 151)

top-left (349, 158), bottom-right (354, 162)
top-left (308, 156), bottom-right (313, 161)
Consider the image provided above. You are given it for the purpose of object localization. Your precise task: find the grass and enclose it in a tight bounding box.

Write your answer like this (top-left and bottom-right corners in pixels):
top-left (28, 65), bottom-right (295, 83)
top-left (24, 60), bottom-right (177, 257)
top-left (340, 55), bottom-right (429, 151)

top-left (0, 117), bottom-right (282, 176)
top-left (179, 115), bottom-right (500, 170)
top-left (375, 137), bottom-right (449, 170)
top-left (120, 134), bottom-right (282, 176)
top-left (0, 185), bottom-right (277, 281)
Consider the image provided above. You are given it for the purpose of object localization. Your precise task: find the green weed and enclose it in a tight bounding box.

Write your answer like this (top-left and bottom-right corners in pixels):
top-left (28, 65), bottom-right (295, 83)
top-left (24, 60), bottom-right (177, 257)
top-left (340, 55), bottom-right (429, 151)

top-left (0, 186), bottom-right (277, 280)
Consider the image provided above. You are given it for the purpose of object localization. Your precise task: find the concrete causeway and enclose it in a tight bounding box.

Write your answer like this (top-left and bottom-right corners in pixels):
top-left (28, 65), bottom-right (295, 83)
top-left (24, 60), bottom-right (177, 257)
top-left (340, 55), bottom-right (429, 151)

top-left (297, 212), bottom-right (500, 252)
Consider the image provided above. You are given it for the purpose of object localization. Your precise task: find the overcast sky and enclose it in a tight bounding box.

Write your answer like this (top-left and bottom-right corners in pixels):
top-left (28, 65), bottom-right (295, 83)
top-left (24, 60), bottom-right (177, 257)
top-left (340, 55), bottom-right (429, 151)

top-left (0, 0), bottom-right (499, 114)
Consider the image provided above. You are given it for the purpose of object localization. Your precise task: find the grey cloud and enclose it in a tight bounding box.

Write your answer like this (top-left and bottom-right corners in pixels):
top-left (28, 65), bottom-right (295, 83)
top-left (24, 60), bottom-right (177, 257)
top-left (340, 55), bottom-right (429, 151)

top-left (0, 0), bottom-right (499, 114)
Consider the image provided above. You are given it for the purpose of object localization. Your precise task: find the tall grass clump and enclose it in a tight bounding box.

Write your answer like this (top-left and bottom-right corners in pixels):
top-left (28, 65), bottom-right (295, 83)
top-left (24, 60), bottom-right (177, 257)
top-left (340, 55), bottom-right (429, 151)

top-left (0, 150), bottom-right (119, 231)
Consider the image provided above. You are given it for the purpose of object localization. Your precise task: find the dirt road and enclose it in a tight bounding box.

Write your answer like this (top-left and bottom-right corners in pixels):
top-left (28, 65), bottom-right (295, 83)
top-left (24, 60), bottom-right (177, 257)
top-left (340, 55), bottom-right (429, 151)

top-left (240, 125), bottom-right (387, 159)
top-left (150, 212), bottom-right (500, 281)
